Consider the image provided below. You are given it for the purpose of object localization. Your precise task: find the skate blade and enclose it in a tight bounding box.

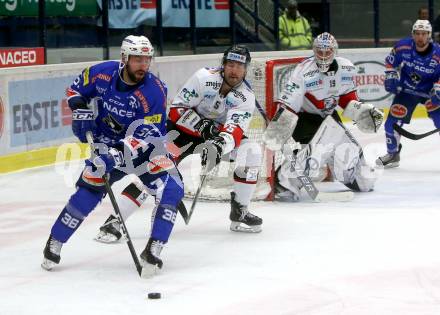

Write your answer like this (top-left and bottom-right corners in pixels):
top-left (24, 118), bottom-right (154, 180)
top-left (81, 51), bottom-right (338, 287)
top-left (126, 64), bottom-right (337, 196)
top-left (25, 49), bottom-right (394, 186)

top-left (94, 231), bottom-right (120, 244)
top-left (230, 222), bottom-right (262, 233)
top-left (41, 259), bottom-right (56, 271)
top-left (383, 162), bottom-right (399, 169)
top-left (140, 263), bottom-right (160, 279)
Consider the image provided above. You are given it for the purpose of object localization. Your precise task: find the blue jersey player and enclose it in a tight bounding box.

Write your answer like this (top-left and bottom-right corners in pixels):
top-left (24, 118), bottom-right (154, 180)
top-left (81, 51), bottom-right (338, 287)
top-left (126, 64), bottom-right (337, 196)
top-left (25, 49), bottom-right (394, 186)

top-left (41, 35), bottom-right (184, 276)
top-left (377, 20), bottom-right (440, 168)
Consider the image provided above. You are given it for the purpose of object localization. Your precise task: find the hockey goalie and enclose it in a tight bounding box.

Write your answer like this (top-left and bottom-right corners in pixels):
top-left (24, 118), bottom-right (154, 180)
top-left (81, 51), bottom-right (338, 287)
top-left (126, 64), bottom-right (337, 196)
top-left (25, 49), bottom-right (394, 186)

top-left (263, 32), bottom-right (384, 201)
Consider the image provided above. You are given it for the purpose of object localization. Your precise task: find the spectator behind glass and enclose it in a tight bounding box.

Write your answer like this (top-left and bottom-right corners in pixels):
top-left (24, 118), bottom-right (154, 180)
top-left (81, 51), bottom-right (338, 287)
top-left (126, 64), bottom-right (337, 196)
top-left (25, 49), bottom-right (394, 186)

top-left (434, 10), bottom-right (440, 43)
top-left (418, 7), bottom-right (429, 20)
top-left (279, 0), bottom-right (312, 50)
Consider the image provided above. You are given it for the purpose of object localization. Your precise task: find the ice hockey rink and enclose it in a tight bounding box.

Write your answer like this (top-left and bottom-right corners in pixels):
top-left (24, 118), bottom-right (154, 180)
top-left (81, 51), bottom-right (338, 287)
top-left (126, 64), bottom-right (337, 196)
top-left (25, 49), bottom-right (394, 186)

top-left (1, 118), bottom-right (440, 315)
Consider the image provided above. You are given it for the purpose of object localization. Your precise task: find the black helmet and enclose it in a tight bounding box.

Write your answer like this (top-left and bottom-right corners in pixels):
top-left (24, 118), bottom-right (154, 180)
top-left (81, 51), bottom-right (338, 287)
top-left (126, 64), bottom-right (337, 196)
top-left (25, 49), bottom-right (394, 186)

top-left (222, 45), bottom-right (251, 66)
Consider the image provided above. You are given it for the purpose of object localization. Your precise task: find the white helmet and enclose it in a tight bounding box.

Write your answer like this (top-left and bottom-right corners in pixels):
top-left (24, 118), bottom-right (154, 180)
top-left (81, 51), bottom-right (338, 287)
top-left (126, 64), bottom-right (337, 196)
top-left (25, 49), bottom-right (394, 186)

top-left (412, 19), bottom-right (432, 35)
top-left (313, 32), bottom-right (338, 73)
top-left (121, 35), bottom-right (154, 62)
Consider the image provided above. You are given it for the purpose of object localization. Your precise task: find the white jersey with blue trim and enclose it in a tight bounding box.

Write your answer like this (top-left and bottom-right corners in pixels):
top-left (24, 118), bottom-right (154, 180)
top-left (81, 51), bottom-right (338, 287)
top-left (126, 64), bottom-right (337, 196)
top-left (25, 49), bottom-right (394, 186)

top-left (277, 57), bottom-right (358, 117)
top-left (171, 67), bottom-right (256, 134)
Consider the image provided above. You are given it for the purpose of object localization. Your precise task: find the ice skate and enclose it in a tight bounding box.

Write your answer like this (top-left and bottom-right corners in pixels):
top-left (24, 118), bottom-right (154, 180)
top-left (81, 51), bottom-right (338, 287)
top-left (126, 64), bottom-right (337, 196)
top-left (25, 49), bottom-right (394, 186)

top-left (95, 215), bottom-right (122, 243)
top-left (140, 238), bottom-right (164, 278)
top-left (376, 144), bottom-right (401, 168)
top-left (229, 192), bottom-right (262, 233)
top-left (41, 235), bottom-right (63, 271)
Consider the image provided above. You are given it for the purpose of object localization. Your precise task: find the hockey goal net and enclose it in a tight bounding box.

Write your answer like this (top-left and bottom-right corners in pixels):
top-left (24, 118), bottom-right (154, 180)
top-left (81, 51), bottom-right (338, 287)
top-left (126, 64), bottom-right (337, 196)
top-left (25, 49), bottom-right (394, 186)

top-left (182, 57), bottom-right (305, 201)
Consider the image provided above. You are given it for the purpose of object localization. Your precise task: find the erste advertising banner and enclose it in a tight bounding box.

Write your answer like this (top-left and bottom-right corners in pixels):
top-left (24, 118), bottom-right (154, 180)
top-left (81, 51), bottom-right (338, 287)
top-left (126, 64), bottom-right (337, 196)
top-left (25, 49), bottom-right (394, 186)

top-left (8, 76), bottom-right (75, 148)
top-left (99, 0), bottom-right (230, 28)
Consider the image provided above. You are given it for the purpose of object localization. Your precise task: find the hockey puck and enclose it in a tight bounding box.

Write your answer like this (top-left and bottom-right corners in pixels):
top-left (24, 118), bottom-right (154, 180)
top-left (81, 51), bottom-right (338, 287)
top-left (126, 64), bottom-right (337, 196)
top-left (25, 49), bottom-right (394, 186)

top-left (148, 292), bottom-right (161, 299)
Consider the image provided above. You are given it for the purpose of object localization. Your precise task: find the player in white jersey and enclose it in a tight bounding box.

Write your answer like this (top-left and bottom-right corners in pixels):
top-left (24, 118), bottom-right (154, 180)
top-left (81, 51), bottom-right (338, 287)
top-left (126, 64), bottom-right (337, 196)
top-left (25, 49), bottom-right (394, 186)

top-left (95, 45), bottom-right (263, 239)
top-left (263, 32), bottom-right (384, 200)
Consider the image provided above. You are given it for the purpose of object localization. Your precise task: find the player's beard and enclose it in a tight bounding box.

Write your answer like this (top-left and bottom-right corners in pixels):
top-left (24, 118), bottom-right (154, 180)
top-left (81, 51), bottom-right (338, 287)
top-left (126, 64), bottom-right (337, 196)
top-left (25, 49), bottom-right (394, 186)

top-left (223, 72), bottom-right (245, 88)
top-left (126, 64), bottom-right (146, 84)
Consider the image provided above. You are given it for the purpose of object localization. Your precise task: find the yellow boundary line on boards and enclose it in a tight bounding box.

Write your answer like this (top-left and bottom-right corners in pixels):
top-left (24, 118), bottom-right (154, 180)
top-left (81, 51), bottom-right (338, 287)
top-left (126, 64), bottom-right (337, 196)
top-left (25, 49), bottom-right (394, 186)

top-left (0, 143), bottom-right (90, 174)
top-left (0, 106), bottom-right (430, 174)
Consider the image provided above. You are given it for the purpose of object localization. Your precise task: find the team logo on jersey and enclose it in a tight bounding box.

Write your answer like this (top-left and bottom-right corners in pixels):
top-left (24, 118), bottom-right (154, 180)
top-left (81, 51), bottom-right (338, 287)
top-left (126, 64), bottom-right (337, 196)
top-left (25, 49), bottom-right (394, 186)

top-left (410, 72), bottom-right (422, 84)
top-left (144, 114), bottom-right (162, 124)
top-left (225, 97), bottom-right (238, 108)
top-left (231, 112), bottom-right (251, 124)
top-left (0, 96), bottom-right (4, 139)
top-left (285, 82), bottom-right (300, 92)
top-left (323, 96), bottom-right (338, 114)
top-left (182, 88), bottom-right (199, 102)
top-left (390, 104), bottom-right (408, 118)
top-left (102, 114), bottom-right (125, 134)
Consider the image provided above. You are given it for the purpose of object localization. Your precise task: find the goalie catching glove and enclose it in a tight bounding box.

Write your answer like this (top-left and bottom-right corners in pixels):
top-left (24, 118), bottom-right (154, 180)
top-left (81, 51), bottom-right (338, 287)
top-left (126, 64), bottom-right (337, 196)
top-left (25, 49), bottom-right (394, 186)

top-left (343, 100), bottom-right (383, 133)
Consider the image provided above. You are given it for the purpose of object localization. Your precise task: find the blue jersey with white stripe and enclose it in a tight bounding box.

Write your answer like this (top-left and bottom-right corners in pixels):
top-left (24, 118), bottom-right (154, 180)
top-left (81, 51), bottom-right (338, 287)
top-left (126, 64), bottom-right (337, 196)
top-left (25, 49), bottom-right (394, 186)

top-left (385, 37), bottom-right (440, 96)
top-left (67, 61), bottom-right (168, 146)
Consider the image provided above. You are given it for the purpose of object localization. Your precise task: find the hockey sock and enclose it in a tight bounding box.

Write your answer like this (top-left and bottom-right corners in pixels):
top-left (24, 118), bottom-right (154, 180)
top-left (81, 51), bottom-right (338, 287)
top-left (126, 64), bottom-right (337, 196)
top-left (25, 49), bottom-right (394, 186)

top-left (232, 180), bottom-right (257, 207)
top-left (118, 183), bottom-right (148, 221)
top-left (150, 205), bottom-right (177, 243)
top-left (51, 187), bottom-right (103, 243)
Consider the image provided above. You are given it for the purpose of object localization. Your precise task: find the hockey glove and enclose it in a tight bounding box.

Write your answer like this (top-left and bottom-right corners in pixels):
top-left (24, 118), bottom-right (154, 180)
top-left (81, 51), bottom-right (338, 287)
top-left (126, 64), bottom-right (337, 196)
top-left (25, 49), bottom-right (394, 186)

top-left (92, 147), bottom-right (124, 175)
top-left (384, 70), bottom-right (400, 94)
top-left (72, 109), bottom-right (96, 143)
top-left (202, 136), bottom-right (225, 172)
top-left (343, 101), bottom-right (383, 133)
top-left (195, 118), bottom-right (219, 140)
top-left (431, 82), bottom-right (440, 106)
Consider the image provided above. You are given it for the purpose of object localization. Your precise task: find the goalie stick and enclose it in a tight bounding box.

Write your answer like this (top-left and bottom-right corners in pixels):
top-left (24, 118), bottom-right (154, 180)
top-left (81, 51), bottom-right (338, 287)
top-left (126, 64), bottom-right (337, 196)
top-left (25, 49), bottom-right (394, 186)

top-left (393, 123), bottom-right (440, 140)
top-left (298, 175), bottom-right (354, 202)
top-left (86, 133), bottom-right (147, 278)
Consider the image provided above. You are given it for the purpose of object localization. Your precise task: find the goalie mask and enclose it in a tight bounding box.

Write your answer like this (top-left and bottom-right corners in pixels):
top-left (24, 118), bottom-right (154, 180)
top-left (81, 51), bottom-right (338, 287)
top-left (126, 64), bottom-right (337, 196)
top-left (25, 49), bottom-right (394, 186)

top-left (313, 32), bottom-right (338, 73)
top-left (120, 35), bottom-right (154, 63)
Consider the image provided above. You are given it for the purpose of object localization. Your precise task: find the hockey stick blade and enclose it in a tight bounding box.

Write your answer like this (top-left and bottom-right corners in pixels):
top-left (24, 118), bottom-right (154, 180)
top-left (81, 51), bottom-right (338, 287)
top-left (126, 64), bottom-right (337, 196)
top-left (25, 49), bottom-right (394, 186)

top-left (298, 175), bottom-right (354, 202)
top-left (393, 123), bottom-right (440, 140)
top-left (315, 191), bottom-right (354, 202)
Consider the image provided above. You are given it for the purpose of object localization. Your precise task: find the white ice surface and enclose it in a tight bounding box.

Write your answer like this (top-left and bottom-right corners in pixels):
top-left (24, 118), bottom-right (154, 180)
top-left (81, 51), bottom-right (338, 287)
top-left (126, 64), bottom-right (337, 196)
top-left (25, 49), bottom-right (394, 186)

top-left (2, 119), bottom-right (440, 315)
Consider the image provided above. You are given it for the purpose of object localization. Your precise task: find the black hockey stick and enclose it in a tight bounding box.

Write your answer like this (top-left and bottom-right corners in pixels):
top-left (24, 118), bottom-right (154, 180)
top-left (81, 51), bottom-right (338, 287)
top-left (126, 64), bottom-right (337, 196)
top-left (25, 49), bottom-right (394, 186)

top-left (393, 123), bottom-right (440, 140)
top-left (86, 132), bottom-right (144, 277)
top-left (185, 172), bottom-right (208, 224)
top-left (185, 148), bottom-right (210, 224)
